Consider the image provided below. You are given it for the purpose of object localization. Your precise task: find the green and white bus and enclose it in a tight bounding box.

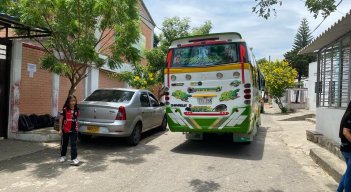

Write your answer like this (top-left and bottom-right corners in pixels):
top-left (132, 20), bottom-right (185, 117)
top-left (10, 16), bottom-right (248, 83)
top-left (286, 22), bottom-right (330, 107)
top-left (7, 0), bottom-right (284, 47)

top-left (163, 32), bottom-right (265, 142)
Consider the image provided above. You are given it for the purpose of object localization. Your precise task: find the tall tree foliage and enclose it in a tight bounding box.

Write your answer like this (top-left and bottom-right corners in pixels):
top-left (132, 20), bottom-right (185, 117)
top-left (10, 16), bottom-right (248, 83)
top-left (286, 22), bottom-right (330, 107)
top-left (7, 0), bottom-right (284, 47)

top-left (1, 0), bottom-right (140, 96)
top-left (259, 60), bottom-right (297, 113)
top-left (284, 18), bottom-right (316, 85)
top-left (253, 0), bottom-right (338, 19)
top-left (112, 17), bottom-right (212, 97)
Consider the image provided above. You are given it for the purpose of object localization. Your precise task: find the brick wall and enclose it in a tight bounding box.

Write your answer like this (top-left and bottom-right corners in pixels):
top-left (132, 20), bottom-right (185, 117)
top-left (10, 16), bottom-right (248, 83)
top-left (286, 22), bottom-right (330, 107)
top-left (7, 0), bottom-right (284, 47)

top-left (141, 21), bottom-right (153, 51)
top-left (99, 70), bottom-right (125, 88)
top-left (100, 29), bottom-right (115, 57)
top-left (19, 44), bottom-right (85, 114)
top-left (19, 45), bottom-right (52, 115)
top-left (58, 76), bottom-right (85, 109)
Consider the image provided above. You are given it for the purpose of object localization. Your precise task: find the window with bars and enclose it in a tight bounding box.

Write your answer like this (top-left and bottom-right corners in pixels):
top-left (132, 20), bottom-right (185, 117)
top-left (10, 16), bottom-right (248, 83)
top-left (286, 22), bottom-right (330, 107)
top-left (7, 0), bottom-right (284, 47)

top-left (317, 34), bottom-right (351, 108)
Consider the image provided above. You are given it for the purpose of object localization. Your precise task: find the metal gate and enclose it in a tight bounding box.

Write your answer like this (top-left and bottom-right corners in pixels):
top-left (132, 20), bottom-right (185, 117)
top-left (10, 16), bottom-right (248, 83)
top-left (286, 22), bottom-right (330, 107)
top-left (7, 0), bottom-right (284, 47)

top-left (0, 40), bottom-right (11, 138)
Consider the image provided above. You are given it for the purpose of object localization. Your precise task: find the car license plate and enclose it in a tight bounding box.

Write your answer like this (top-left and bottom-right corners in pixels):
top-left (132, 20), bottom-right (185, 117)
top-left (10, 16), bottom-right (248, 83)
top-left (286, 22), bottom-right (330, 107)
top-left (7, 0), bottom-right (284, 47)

top-left (197, 98), bottom-right (212, 105)
top-left (87, 126), bottom-right (99, 133)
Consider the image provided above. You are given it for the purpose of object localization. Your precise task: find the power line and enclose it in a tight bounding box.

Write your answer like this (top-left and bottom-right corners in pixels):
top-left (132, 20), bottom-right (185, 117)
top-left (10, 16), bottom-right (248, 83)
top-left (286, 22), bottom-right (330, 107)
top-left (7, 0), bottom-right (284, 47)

top-left (311, 0), bottom-right (344, 34)
top-left (139, 13), bottom-right (162, 31)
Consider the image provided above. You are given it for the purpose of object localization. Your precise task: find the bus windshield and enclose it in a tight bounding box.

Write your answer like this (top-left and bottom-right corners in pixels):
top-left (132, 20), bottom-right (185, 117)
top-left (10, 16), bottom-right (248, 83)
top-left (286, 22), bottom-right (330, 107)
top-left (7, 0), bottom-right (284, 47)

top-left (171, 43), bottom-right (239, 67)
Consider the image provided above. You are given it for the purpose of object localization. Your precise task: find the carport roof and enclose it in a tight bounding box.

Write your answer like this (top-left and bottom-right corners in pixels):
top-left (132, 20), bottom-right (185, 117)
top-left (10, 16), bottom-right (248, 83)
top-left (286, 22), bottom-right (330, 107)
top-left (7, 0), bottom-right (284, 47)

top-left (0, 13), bottom-right (51, 39)
top-left (299, 9), bottom-right (351, 54)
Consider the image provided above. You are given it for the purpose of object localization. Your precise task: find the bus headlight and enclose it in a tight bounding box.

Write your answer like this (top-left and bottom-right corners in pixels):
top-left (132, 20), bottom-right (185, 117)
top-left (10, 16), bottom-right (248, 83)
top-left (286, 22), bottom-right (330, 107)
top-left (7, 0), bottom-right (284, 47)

top-left (233, 72), bottom-right (240, 79)
top-left (185, 74), bottom-right (192, 80)
top-left (216, 73), bottom-right (223, 79)
top-left (171, 75), bottom-right (176, 81)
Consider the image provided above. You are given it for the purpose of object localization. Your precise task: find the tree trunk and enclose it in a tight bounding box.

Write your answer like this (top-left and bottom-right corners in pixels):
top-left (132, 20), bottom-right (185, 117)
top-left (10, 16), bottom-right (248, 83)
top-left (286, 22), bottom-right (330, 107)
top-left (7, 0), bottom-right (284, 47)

top-left (67, 76), bottom-right (83, 98)
top-left (274, 97), bottom-right (286, 113)
top-left (68, 85), bottom-right (76, 96)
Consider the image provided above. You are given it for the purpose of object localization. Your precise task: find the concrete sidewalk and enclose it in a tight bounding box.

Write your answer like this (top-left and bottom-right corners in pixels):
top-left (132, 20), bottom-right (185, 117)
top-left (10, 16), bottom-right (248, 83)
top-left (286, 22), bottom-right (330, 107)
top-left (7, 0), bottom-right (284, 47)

top-left (0, 138), bottom-right (60, 162)
top-left (264, 105), bottom-right (345, 183)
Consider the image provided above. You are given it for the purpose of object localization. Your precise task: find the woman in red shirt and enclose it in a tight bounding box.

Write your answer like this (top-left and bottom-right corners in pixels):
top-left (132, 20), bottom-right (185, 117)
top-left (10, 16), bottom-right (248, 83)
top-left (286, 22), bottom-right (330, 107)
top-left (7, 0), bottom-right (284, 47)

top-left (58, 95), bottom-right (80, 166)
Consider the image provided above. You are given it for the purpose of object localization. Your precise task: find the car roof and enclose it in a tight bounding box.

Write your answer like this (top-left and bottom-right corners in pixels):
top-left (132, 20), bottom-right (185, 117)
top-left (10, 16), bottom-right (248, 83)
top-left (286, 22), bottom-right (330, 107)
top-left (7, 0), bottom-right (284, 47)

top-left (95, 88), bottom-right (150, 93)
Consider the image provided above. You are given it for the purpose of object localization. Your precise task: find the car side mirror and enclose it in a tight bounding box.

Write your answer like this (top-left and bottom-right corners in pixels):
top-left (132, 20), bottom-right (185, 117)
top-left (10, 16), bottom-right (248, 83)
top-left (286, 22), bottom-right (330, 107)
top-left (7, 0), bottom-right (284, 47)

top-left (160, 102), bottom-right (165, 106)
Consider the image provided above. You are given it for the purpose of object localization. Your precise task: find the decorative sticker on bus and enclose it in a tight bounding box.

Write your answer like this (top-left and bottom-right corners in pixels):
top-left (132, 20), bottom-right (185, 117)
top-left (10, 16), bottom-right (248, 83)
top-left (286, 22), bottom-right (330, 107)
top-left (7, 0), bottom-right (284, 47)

top-left (187, 104), bottom-right (228, 112)
top-left (219, 89), bottom-right (240, 101)
top-left (213, 104), bottom-right (228, 112)
top-left (230, 80), bottom-right (241, 87)
top-left (187, 86), bottom-right (222, 93)
top-left (190, 106), bottom-right (212, 112)
top-left (190, 82), bottom-right (203, 86)
top-left (172, 90), bottom-right (192, 102)
top-left (171, 104), bottom-right (188, 107)
top-left (171, 83), bottom-right (185, 86)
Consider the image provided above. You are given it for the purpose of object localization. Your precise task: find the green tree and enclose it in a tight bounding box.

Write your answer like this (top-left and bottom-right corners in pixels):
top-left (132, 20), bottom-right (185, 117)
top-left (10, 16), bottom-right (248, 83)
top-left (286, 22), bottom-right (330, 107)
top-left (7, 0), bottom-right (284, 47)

top-left (1, 0), bottom-right (140, 96)
top-left (109, 64), bottom-right (158, 90)
top-left (259, 60), bottom-right (297, 113)
top-left (191, 20), bottom-right (212, 36)
top-left (284, 18), bottom-right (315, 81)
top-left (113, 17), bottom-right (212, 97)
top-left (284, 18), bottom-right (316, 102)
top-left (253, 0), bottom-right (338, 19)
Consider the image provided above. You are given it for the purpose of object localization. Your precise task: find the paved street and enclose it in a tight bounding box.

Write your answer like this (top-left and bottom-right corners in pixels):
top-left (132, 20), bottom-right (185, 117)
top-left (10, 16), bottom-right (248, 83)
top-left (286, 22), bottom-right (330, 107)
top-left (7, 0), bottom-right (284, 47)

top-left (0, 108), bottom-right (338, 192)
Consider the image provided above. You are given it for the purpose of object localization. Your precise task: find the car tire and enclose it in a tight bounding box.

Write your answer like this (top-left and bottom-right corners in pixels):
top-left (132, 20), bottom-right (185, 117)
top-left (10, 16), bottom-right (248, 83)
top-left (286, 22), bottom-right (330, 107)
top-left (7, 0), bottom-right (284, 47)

top-left (159, 116), bottom-right (167, 131)
top-left (78, 133), bottom-right (92, 142)
top-left (127, 123), bottom-right (142, 146)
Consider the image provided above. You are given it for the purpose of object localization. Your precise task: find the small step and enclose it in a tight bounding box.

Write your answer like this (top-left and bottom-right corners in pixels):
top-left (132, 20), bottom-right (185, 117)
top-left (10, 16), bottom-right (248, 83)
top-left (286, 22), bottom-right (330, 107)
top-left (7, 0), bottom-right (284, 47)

top-left (306, 118), bottom-right (316, 124)
top-left (13, 127), bottom-right (60, 142)
top-left (310, 147), bottom-right (345, 183)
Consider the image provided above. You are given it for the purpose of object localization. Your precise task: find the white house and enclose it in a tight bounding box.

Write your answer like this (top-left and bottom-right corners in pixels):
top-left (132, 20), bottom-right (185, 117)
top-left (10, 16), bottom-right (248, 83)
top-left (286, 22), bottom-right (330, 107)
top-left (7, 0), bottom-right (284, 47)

top-left (300, 10), bottom-right (351, 143)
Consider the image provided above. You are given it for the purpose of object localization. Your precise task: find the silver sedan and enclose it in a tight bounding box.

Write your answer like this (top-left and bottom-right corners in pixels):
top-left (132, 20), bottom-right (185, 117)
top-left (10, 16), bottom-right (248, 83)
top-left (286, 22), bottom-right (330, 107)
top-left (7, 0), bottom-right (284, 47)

top-left (78, 88), bottom-right (167, 146)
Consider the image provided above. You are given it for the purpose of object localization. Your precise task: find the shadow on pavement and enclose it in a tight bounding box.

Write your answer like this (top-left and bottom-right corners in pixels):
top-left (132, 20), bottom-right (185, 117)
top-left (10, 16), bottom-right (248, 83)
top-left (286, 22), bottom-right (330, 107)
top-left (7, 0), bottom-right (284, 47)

top-left (189, 179), bottom-right (221, 192)
top-left (249, 189), bottom-right (283, 192)
top-left (278, 114), bottom-right (315, 121)
top-left (0, 128), bottom-right (166, 178)
top-left (170, 127), bottom-right (268, 160)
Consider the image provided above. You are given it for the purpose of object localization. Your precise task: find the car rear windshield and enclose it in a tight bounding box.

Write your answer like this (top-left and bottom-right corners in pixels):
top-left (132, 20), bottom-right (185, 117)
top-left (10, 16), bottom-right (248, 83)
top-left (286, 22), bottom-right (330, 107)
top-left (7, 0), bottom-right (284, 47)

top-left (85, 90), bottom-right (134, 103)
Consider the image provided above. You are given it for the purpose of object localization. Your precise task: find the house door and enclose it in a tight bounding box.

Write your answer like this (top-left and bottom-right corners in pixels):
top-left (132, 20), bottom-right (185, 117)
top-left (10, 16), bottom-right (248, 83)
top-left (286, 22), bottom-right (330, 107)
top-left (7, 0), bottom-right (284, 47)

top-left (0, 40), bottom-right (11, 138)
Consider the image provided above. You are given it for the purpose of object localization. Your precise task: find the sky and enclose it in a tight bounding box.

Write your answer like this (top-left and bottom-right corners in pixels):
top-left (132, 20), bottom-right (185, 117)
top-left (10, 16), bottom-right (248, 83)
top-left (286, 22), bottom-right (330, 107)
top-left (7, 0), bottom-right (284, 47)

top-left (143, 0), bottom-right (351, 60)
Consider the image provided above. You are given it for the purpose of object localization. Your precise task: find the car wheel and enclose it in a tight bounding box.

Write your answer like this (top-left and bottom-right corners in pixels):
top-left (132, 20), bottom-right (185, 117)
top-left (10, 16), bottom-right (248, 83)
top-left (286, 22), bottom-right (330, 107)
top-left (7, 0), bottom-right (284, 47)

top-left (78, 133), bottom-right (92, 142)
top-left (127, 123), bottom-right (142, 146)
top-left (159, 116), bottom-right (167, 131)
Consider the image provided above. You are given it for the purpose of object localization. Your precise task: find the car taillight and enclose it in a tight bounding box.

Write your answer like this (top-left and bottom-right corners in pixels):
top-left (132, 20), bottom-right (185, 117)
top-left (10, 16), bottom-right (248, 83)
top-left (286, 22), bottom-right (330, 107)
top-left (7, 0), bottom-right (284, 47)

top-left (116, 106), bottom-right (126, 120)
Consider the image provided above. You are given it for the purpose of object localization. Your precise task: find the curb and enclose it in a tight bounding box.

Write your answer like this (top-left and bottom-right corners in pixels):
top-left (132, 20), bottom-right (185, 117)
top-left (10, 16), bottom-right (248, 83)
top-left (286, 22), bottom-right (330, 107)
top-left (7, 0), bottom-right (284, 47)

top-left (310, 148), bottom-right (345, 183)
top-left (305, 118), bottom-right (316, 124)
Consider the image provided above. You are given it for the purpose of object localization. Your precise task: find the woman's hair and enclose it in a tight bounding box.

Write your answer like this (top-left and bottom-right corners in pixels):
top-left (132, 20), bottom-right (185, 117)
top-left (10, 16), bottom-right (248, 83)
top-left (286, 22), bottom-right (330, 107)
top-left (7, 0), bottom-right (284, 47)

top-left (339, 101), bottom-right (351, 138)
top-left (63, 95), bottom-right (78, 110)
